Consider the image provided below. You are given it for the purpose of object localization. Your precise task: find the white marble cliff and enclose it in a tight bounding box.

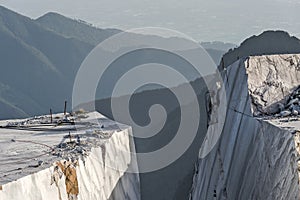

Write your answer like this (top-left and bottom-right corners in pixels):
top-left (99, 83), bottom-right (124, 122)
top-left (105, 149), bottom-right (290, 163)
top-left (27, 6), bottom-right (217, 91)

top-left (190, 54), bottom-right (300, 200)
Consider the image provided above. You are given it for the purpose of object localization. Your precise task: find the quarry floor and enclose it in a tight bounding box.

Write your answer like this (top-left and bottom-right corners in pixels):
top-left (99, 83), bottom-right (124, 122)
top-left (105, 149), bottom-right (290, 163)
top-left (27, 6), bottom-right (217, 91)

top-left (0, 111), bottom-right (128, 186)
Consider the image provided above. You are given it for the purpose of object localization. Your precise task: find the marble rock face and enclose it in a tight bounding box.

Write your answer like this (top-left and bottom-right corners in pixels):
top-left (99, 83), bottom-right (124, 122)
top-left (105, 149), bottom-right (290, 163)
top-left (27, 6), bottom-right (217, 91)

top-left (246, 54), bottom-right (300, 116)
top-left (190, 55), bottom-right (300, 200)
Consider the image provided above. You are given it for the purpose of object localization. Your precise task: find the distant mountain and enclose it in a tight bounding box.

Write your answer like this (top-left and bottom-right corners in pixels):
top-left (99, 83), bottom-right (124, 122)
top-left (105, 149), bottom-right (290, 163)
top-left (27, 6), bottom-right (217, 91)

top-left (0, 82), bottom-right (43, 118)
top-left (0, 6), bottom-right (94, 118)
top-left (198, 41), bottom-right (236, 65)
top-left (200, 41), bottom-right (236, 52)
top-left (204, 48), bottom-right (227, 65)
top-left (220, 30), bottom-right (300, 68)
top-left (36, 12), bottom-right (229, 65)
top-left (36, 12), bottom-right (121, 46)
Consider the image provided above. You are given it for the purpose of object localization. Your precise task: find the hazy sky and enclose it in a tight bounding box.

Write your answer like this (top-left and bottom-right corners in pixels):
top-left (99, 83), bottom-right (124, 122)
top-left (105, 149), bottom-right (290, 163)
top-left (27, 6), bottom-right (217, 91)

top-left (0, 0), bottom-right (299, 44)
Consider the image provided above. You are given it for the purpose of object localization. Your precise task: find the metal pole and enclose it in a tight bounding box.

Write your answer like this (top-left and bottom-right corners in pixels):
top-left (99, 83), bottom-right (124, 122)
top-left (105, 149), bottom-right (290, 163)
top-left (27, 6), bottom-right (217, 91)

top-left (69, 132), bottom-right (72, 143)
top-left (64, 101), bottom-right (67, 115)
top-left (50, 108), bottom-right (53, 123)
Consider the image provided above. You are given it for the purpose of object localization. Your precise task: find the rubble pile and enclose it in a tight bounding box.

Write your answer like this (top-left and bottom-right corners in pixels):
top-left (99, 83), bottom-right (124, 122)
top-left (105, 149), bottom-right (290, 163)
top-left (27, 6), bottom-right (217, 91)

top-left (52, 129), bottom-right (113, 163)
top-left (274, 86), bottom-right (300, 118)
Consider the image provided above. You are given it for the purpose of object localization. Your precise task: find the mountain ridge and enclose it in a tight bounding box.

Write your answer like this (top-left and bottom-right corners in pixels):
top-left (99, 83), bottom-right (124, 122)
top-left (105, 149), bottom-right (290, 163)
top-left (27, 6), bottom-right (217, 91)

top-left (1, 6), bottom-right (299, 120)
top-left (220, 30), bottom-right (300, 68)
top-left (36, 12), bottom-right (121, 45)
top-left (0, 6), bottom-right (94, 117)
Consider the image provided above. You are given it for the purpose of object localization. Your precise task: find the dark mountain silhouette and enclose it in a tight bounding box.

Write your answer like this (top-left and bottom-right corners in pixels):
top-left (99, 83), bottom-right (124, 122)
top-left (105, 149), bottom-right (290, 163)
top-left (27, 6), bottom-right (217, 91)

top-left (220, 30), bottom-right (300, 68)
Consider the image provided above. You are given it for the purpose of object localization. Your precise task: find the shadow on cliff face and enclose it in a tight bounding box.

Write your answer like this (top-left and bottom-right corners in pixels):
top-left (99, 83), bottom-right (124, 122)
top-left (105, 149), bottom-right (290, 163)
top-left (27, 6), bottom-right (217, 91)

top-left (75, 31), bottom-right (300, 200)
top-left (82, 77), bottom-right (210, 200)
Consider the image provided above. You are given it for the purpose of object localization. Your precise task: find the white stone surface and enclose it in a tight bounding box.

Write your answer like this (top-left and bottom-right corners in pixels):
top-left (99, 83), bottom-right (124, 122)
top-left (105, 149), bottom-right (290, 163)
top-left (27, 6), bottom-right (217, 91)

top-left (246, 54), bottom-right (300, 115)
top-left (0, 112), bottom-right (140, 200)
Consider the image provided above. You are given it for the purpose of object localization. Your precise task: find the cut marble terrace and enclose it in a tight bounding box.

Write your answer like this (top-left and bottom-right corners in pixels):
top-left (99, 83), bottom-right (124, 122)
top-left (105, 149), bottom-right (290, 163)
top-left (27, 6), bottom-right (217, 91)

top-left (0, 111), bottom-right (138, 200)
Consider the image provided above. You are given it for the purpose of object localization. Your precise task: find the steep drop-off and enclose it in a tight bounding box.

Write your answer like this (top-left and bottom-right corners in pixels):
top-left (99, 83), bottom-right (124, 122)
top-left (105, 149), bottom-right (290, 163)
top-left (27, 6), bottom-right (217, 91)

top-left (190, 55), bottom-right (300, 199)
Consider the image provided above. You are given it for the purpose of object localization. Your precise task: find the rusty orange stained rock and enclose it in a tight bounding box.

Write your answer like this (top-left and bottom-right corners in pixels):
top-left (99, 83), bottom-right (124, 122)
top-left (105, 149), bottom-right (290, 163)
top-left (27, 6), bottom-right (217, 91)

top-left (56, 160), bottom-right (79, 199)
